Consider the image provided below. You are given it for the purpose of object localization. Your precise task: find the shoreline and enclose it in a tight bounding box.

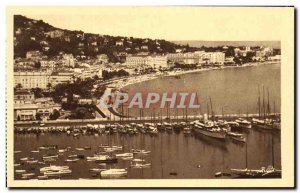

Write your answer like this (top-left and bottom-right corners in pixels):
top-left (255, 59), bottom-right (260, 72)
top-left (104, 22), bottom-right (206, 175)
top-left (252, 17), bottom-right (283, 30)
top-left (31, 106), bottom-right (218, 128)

top-left (108, 61), bottom-right (280, 91)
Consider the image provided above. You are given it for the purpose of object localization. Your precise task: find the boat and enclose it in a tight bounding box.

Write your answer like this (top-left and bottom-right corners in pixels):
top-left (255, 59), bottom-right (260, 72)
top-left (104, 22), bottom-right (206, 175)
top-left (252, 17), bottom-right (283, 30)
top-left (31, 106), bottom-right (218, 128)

top-left (65, 158), bottom-right (79, 162)
top-left (236, 118), bottom-right (252, 129)
top-left (132, 149), bottom-right (151, 155)
top-left (68, 154), bottom-right (78, 158)
top-left (14, 150), bottom-right (22, 154)
top-left (231, 166), bottom-right (281, 178)
top-left (87, 155), bottom-right (117, 163)
top-left (40, 165), bottom-right (70, 173)
top-left (20, 157), bottom-right (29, 161)
top-left (89, 168), bottom-right (107, 173)
top-left (115, 153), bottom-right (133, 158)
top-left (131, 162), bottom-right (151, 168)
top-left (193, 122), bottom-right (227, 139)
top-left (227, 132), bottom-right (246, 143)
top-left (30, 150), bottom-right (40, 153)
top-left (21, 173), bottom-right (35, 178)
top-left (100, 169), bottom-right (127, 179)
top-left (183, 127), bottom-right (192, 134)
top-left (14, 163), bottom-right (21, 167)
top-left (44, 169), bottom-right (72, 176)
top-left (148, 126), bottom-right (158, 135)
top-left (42, 155), bottom-right (58, 160)
top-left (58, 149), bottom-right (67, 153)
top-left (15, 169), bottom-right (26, 173)
top-left (252, 118), bottom-right (274, 130)
top-left (26, 160), bottom-right (38, 164)
top-left (75, 148), bottom-right (85, 151)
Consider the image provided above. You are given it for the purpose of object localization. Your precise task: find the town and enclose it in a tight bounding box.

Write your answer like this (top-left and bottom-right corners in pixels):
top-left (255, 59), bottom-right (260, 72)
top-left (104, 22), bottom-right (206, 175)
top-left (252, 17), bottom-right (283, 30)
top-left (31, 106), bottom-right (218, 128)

top-left (13, 15), bottom-right (281, 122)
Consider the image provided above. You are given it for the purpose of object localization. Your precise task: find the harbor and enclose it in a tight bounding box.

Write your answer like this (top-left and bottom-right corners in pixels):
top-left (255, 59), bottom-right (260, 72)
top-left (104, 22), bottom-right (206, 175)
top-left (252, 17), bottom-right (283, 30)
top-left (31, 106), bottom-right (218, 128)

top-left (14, 120), bottom-right (281, 180)
top-left (13, 62), bottom-right (282, 180)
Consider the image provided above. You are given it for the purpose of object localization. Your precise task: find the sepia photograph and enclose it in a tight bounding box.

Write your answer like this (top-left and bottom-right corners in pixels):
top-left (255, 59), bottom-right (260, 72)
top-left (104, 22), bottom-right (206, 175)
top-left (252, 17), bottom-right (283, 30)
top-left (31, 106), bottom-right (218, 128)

top-left (6, 6), bottom-right (295, 188)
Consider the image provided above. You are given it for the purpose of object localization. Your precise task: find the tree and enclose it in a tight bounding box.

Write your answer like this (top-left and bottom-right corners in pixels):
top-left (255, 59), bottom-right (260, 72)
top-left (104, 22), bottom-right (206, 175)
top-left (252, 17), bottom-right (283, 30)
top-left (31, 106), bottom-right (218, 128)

top-left (15, 83), bottom-right (22, 90)
top-left (31, 87), bottom-right (43, 98)
top-left (46, 83), bottom-right (52, 91)
top-left (49, 109), bottom-right (60, 120)
top-left (34, 61), bottom-right (41, 69)
top-left (36, 113), bottom-right (41, 120)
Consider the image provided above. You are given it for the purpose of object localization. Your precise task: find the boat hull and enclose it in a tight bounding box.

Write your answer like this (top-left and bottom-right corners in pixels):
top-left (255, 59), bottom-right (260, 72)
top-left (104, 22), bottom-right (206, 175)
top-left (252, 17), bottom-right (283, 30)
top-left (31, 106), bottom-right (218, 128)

top-left (193, 128), bottom-right (226, 139)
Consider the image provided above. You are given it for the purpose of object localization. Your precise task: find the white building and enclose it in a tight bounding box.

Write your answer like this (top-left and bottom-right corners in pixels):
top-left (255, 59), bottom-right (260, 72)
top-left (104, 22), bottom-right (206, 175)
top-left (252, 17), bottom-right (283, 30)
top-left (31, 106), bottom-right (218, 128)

top-left (126, 55), bottom-right (168, 69)
top-left (14, 71), bottom-right (50, 89)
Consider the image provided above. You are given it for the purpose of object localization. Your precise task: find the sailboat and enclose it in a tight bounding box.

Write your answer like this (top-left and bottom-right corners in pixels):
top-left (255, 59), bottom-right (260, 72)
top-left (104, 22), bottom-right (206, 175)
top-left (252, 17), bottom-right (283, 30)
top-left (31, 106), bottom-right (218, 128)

top-left (252, 86), bottom-right (277, 130)
top-left (230, 135), bottom-right (281, 178)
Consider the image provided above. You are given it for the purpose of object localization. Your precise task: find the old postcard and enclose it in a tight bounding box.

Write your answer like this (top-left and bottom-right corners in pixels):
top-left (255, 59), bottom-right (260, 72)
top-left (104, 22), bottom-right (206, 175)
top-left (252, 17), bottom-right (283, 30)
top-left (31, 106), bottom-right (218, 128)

top-left (6, 6), bottom-right (294, 188)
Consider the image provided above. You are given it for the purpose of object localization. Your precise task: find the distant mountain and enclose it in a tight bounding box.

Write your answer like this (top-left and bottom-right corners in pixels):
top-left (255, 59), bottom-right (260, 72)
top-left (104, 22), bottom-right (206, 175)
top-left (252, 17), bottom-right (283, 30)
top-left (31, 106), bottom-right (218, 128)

top-left (172, 40), bottom-right (281, 49)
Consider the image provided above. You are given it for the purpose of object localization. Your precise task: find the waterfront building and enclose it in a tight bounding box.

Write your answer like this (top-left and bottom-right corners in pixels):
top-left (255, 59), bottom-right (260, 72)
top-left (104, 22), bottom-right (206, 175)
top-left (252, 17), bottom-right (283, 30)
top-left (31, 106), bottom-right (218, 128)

top-left (126, 55), bottom-right (168, 69)
top-left (202, 52), bottom-right (225, 65)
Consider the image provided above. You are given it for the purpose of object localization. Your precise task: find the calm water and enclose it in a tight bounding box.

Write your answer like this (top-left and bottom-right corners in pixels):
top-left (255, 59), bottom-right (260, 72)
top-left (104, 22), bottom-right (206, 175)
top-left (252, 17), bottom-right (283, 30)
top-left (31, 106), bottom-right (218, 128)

top-left (122, 63), bottom-right (281, 116)
top-left (14, 63), bottom-right (281, 180)
top-left (14, 130), bottom-right (280, 179)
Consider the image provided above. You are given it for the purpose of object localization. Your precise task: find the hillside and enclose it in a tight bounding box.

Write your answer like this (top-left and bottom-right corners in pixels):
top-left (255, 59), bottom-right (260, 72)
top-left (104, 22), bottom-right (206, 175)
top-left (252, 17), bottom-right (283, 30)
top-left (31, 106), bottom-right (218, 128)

top-left (13, 15), bottom-right (190, 62)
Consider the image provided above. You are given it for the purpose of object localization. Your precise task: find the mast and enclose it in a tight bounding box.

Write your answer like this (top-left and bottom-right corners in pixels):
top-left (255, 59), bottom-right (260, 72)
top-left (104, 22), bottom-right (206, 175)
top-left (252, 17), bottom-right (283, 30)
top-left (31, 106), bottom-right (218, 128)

top-left (209, 97), bottom-right (214, 121)
top-left (267, 88), bottom-right (270, 117)
top-left (245, 141), bottom-right (248, 169)
top-left (207, 102), bottom-right (210, 120)
top-left (263, 86), bottom-right (266, 119)
top-left (272, 134), bottom-right (274, 167)
top-left (273, 101), bottom-right (276, 117)
top-left (258, 86), bottom-right (261, 118)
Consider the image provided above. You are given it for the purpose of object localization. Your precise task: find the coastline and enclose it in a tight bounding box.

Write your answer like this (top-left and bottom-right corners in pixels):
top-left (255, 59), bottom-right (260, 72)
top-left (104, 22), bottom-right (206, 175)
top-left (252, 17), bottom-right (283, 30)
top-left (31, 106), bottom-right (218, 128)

top-left (109, 61), bottom-right (281, 91)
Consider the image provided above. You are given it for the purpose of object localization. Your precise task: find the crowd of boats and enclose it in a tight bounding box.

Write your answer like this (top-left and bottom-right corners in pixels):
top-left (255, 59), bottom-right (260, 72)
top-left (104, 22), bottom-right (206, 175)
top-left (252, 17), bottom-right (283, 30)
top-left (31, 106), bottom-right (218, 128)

top-left (15, 115), bottom-right (280, 143)
top-left (14, 142), bottom-right (153, 180)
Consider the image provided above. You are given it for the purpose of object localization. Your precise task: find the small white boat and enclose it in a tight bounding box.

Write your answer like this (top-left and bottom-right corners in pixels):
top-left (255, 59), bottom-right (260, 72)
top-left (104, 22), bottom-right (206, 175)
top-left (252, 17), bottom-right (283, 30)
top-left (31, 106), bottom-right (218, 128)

top-left (43, 155), bottom-right (58, 160)
top-left (68, 154), bottom-right (78, 158)
top-left (26, 160), bottom-right (38, 164)
top-left (132, 149), bottom-right (151, 155)
top-left (58, 149), bottom-right (67, 153)
top-left (30, 150), bottom-right (40, 153)
top-left (75, 148), bottom-right (85, 151)
top-left (20, 157), bottom-right (29, 161)
top-left (44, 169), bottom-right (72, 176)
top-left (14, 150), bottom-right (22, 154)
top-left (132, 158), bottom-right (145, 162)
top-left (22, 173), bottom-right (35, 177)
top-left (40, 165), bottom-right (69, 173)
top-left (89, 168), bottom-right (106, 172)
top-left (65, 158), bottom-right (79, 162)
top-left (14, 163), bottom-right (21, 167)
top-left (115, 153), bottom-right (133, 158)
top-left (100, 169), bottom-right (127, 179)
top-left (15, 169), bottom-right (26, 173)
top-left (227, 132), bottom-right (246, 143)
top-left (131, 163), bottom-right (151, 168)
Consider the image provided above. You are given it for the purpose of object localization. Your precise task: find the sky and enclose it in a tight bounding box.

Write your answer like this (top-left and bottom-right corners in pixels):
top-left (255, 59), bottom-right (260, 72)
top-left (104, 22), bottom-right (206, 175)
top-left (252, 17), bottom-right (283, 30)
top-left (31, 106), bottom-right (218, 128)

top-left (24, 7), bottom-right (287, 41)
